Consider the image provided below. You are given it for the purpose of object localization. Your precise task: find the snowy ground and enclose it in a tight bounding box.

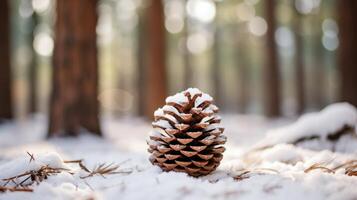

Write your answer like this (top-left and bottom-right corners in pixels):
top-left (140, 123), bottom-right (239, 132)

top-left (0, 107), bottom-right (356, 200)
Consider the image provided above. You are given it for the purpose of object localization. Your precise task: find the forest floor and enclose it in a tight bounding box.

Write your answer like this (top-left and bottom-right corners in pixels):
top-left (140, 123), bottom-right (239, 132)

top-left (0, 112), bottom-right (356, 200)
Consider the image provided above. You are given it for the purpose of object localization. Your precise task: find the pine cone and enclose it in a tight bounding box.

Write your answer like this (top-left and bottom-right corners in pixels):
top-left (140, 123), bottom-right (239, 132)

top-left (147, 88), bottom-right (226, 177)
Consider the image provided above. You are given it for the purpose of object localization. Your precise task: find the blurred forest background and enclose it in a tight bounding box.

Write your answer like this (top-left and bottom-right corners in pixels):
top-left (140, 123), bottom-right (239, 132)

top-left (0, 0), bottom-right (356, 136)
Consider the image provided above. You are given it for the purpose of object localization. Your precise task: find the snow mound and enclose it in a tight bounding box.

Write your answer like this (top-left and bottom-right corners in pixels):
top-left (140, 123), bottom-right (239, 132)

top-left (0, 152), bottom-right (97, 199)
top-left (165, 88), bottom-right (213, 106)
top-left (0, 152), bottom-right (64, 182)
top-left (257, 103), bottom-right (357, 151)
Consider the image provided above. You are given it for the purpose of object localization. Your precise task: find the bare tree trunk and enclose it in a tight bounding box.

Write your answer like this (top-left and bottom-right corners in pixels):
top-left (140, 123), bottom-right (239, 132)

top-left (264, 0), bottom-right (281, 117)
top-left (234, 26), bottom-right (250, 113)
top-left (48, 0), bottom-right (101, 137)
top-left (211, 26), bottom-right (223, 108)
top-left (144, 0), bottom-right (167, 119)
top-left (338, 0), bottom-right (357, 107)
top-left (29, 13), bottom-right (39, 114)
top-left (310, 14), bottom-right (325, 109)
top-left (0, 0), bottom-right (13, 121)
top-left (311, 34), bottom-right (325, 108)
top-left (183, 9), bottom-right (193, 89)
top-left (293, 11), bottom-right (305, 114)
top-left (136, 10), bottom-right (146, 116)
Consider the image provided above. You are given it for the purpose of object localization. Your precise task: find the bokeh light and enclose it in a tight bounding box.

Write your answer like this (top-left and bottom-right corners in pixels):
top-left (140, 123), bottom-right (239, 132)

top-left (322, 18), bottom-right (339, 51)
top-left (248, 16), bottom-right (267, 36)
top-left (275, 26), bottom-right (294, 48)
top-left (164, 0), bottom-right (184, 34)
top-left (322, 34), bottom-right (338, 51)
top-left (186, 31), bottom-right (212, 54)
top-left (165, 16), bottom-right (184, 34)
top-left (19, 0), bottom-right (34, 18)
top-left (33, 32), bottom-right (54, 56)
top-left (32, 0), bottom-right (51, 13)
top-left (186, 0), bottom-right (216, 23)
top-left (322, 18), bottom-right (338, 37)
top-left (236, 2), bottom-right (256, 22)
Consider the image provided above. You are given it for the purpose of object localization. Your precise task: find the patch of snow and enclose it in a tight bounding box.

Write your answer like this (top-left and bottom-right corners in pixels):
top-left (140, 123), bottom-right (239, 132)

top-left (195, 93), bottom-right (213, 107)
top-left (1, 114), bottom-right (356, 199)
top-left (185, 88), bottom-right (202, 96)
top-left (165, 92), bottom-right (188, 104)
top-left (165, 88), bottom-right (214, 108)
top-left (152, 120), bottom-right (172, 129)
top-left (162, 105), bottom-right (180, 115)
top-left (257, 103), bottom-right (357, 151)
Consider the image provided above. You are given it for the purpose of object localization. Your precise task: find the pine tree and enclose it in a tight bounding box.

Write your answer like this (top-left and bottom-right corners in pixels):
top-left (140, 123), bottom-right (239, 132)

top-left (264, 0), bottom-right (281, 117)
top-left (144, 0), bottom-right (167, 119)
top-left (0, 0), bottom-right (13, 121)
top-left (338, 0), bottom-right (357, 107)
top-left (29, 12), bottom-right (39, 114)
top-left (48, 0), bottom-right (101, 136)
top-left (293, 7), bottom-right (305, 114)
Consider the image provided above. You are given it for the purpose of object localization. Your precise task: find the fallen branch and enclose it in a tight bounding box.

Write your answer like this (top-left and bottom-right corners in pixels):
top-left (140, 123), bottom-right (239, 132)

top-left (1, 152), bottom-right (130, 193)
top-left (0, 186), bottom-right (33, 193)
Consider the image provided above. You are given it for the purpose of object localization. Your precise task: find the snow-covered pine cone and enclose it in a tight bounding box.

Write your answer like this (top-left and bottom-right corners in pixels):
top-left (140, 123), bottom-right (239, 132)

top-left (147, 88), bottom-right (226, 177)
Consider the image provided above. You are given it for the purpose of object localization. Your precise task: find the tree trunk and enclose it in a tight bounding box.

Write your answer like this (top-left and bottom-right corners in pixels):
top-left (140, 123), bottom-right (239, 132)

top-left (338, 0), bottom-right (357, 107)
top-left (234, 27), bottom-right (249, 114)
top-left (144, 0), bottom-right (167, 119)
top-left (48, 0), bottom-right (101, 137)
top-left (264, 0), bottom-right (281, 117)
top-left (136, 10), bottom-right (146, 116)
top-left (29, 13), bottom-right (39, 114)
top-left (0, 0), bottom-right (13, 121)
top-left (293, 12), bottom-right (305, 114)
top-left (311, 34), bottom-right (325, 108)
top-left (212, 26), bottom-right (223, 109)
top-left (310, 14), bottom-right (325, 109)
top-left (183, 7), bottom-right (193, 89)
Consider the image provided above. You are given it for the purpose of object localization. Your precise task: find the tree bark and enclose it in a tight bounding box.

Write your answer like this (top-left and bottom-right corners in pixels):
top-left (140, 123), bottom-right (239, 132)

top-left (293, 12), bottom-right (305, 114)
top-left (48, 0), bottom-right (101, 137)
top-left (264, 0), bottom-right (281, 117)
top-left (338, 0), bottom-right (357, 107)
top-left (144, 0), bottom-right (167, 119)
top-left (0, 0), bottom-right (13, 121)
top-left (183, 6), bottom-right (193, 89)
top-left (310, 14), bottom-right (325, 109)
top-left (212, 26), bottom-right (223, 109)
top-left (29, 13), bottom-right (39, 114)
top-left (136, 10), bottom-right (146, 116)
top-left (234, 27), bottom-right (249, 114)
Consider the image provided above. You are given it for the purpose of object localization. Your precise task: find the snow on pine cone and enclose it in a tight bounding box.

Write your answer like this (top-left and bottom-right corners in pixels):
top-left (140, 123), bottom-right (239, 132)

top-left (147, 88), bottom-right (226, 177)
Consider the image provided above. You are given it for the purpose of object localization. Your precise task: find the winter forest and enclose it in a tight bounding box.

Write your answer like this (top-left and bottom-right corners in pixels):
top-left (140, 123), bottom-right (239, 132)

top-left (0, 0), bottom-right (357, 199)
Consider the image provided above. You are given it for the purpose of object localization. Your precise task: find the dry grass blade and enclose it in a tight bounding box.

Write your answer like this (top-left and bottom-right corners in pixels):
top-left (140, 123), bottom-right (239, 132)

top-left (64, 159), bottom-right (91, 172)
top-left (333, 160), bottom-right (357, 170)
top-left (304, 163), bottom-right (335, 174)
top-left (233, 167), bottom-right (280, 181)
top-left (0, 186), bottom-right (33, 193)
top-left (345, 164), bottom-right (357, 176)
top-left (233, 171), bottom-right (250, 181)
top-left (26, 152), bottom-right (35, 163)
top-left (81, 163), bottom-right (122, 179)
top-left (254, 168), bottom-right (279, 174)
